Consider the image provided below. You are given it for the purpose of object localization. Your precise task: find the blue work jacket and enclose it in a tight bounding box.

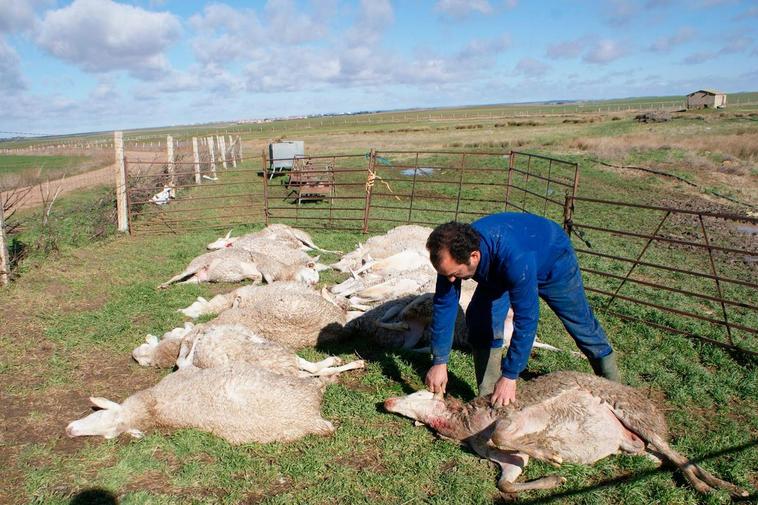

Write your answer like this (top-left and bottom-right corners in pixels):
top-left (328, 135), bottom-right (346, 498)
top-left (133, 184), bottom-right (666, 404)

top-left (430, 212), bottom-right (573, 379)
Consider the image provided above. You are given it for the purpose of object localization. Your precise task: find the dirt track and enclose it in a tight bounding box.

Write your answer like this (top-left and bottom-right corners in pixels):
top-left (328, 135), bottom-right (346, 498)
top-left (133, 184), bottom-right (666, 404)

top-left (1, 151), bottom-right (165, 211)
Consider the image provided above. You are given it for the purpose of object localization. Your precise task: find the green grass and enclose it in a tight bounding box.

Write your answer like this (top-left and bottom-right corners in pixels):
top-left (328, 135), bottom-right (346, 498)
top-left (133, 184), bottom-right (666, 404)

top-left (0, 154), bottom-right (91, 176)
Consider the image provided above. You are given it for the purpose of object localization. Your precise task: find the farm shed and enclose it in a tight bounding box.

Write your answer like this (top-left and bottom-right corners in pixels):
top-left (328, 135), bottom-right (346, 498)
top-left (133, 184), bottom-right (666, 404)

top-left (686, 89), bottom-right (727, 109)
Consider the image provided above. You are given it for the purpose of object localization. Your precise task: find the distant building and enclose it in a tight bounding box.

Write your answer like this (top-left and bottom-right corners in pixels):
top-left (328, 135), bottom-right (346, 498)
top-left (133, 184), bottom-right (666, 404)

top-left (686, 89), bottom-right (727, 109)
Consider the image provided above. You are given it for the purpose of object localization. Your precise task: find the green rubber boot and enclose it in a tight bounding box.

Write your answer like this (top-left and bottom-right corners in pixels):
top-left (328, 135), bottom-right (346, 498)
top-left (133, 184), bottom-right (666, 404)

top-left (473, 346), bottom-right (504, 396)
top-left (589, 351), bottom-right (621, 382)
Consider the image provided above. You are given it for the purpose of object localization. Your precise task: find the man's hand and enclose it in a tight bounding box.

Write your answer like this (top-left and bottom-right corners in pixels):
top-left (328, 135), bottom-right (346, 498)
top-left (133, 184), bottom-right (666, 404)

top-left (425, 364), bottom-right (448, 395)
top-left (490, 377), bottom-right (517, 407)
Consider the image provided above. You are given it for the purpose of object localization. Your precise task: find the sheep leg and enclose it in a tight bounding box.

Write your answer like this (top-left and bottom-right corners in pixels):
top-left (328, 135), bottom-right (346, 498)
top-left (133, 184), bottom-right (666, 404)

top-left (330, 278), bottom-right (360, 296)
top-left (297, 356), bottom-right (343, 373)
top-left (468, 434), bottom-right (565, 494)
top-left (375, 321), bottom-right (410, 331)
top-left (299, 360), bottom-right (365, 377)
top-left (532, 340), bottom-right (586, 359)
top-left (175, 337), bottom-right (198, 369)
top-left (645, 433), bottom-right (748, 497)
top-left (613, 414), bottom-right (748, 497)
top-left (396, 293), bottom-right (434, 320)
top-left (159, 267), bottom-right (201, 289)
top-left (377, 303), bottom-right (405, 324)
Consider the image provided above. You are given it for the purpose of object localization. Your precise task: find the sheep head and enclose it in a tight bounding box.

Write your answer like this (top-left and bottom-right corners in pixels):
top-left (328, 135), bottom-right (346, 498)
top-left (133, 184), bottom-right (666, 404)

top-left (295, 261), bottom-right (320, 286)
top-left (132, 334), bottom-right (160, 366)
top-left (66, 397), bottom-right (143, 439)
top-left (207, 230), bottom-right (239, 250)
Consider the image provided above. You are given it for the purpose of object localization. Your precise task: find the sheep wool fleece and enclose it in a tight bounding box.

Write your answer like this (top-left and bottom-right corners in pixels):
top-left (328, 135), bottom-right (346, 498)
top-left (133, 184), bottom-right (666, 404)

top-left (430, 212), bottom-right (614, 380)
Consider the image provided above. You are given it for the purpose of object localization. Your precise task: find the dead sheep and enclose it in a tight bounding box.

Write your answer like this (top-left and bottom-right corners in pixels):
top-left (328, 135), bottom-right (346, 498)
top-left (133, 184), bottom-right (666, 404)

top-left (174, 323), bottom-right (364, 377)
top-left (132, 322), bottom-right (195, 367)
top-left (66, 363), bottom-right (338, 444)
top-left (159, 248), bottom-right (319, 289)
top-left (331, 225), bottom-right (433, 272)
top-left (208, 223), bottom-right (339, 253)
top-left (179, 282), bottom-right (322, 319)
top-left (175, 283), bottom-right (347, 349)
top-left (159, 248), bottom-right (263, 289)
top-left (384, 371), bottom-right (749, 497)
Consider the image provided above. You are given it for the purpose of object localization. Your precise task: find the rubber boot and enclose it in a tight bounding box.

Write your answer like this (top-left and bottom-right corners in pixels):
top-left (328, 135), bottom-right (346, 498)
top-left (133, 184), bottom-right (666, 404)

top-left (473, 346), bottom-right (504, 396)
top-left (589, 351), bottom-right (621, 382)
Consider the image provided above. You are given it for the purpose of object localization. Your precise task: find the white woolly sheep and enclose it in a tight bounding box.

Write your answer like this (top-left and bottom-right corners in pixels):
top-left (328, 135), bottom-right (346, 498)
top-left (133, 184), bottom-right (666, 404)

top-left (174, 323), bottom-right (364, 377)
top-left (178, 281), bottom-right (336, 319)
top-left (132, 322), bottom-right (195, 367)
top-left (66, 363), bottom-right (338, 444)
top-left (331, 225), bottom-right (432, 272)
top-left (158, 248), bottom-right (263, 289)
top-left (208, 224), bottom-right (339, 253)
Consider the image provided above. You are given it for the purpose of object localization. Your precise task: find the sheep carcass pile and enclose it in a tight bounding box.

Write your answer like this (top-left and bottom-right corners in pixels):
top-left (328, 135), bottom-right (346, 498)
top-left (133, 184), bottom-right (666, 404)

top-left (330, 226), bottom-right (437, 307)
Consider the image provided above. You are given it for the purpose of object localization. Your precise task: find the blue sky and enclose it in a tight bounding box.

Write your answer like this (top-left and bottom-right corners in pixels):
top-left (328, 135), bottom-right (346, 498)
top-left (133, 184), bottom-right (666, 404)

top-left (1, 0), bottom-right (756, 136)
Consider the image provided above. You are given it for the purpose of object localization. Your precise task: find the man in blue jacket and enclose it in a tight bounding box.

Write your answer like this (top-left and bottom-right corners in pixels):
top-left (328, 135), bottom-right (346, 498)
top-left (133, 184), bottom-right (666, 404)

top-left (425, 213), bottom-right (619, 407)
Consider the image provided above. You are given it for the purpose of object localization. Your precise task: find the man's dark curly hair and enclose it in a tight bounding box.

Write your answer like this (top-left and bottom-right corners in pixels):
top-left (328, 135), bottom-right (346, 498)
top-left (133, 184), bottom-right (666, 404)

top-left (426, 221), bottom-right (481, 268)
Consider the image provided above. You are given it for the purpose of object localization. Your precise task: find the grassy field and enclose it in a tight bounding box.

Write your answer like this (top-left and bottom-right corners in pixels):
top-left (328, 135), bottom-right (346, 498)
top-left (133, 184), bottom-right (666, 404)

top-left (0, 152), bottom-right (113, 191)
top-left (1, 101), bottom-right (756, 504)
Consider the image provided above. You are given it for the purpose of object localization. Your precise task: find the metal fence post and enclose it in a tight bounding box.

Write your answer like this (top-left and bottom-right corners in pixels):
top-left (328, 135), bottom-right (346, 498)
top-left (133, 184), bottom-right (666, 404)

top-left (261, 148), bottom-right (270, 226)
top-left (362, 149), bottom-right (376, 233)
top-left (504, 151), bottom-right (514, 211)
top-left (166, 135), bottom-right (175, 197)
top-left (114, 131), bottom-right (129, 233)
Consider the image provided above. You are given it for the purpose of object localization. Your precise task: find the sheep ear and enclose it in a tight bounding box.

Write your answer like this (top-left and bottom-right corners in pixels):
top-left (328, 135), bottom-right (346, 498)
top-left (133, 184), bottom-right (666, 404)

top-left (90, 397), bottom-right (121, 411)
top-left (145, 334), bottom-right (159, 345)
top-left (126, 428), bottom-right (144, 438)
top-left (225, 229), bottom-right (233, 239)
top-left (311, 255), bottom-right (320, 263)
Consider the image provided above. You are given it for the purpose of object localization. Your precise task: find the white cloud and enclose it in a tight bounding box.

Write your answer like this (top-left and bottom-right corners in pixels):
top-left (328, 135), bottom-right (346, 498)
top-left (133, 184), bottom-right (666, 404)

top-left (345, 0), bottom-right (394, 46)
top-left (455, 35), bottom-right (511, 62)
top-left (644, 0), bottom-right (673, 8)
top-left (604, 0), bottom-right (639, 26)
top-left (36, 0), bottom-right (181, 79)
top-left (189, 3), bottom-right (265, 64)
top-left (682, 51), bottom-right (718, 64)
top-left (546, 37), bottom-right (587, 59)
top-left (0, 0), bottom-right (49, 33)
top-left (434, 0), bottom-right (493, 18)
top-left (514, 57), bottom-right (549, 77)
top-left (649, 27), bottom-right (696, 52)
top-left (720, 33), bottom-right (752, 53)
top-left (265, 0), bottom-right (329, 44)
top-left (583, 40), bottom-right (628, 64)
top-left (0, 37), bottom-right (26, 92)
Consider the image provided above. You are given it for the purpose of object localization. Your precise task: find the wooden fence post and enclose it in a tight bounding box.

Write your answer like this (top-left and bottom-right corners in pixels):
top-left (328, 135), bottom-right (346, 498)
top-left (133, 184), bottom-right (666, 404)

top-left (166, 135), bottom-right (175, 196)
top-left (236, 135), bottom-right (243, 161)
top-left (114, 131), bottom-right (129, 233)
top-left (219, 135), bottom-right (228, 169)
top-left (207, 136), bottom-right (217, 178)
top-left (228, 135), bottom-right (237, 167)
top-left (192, 137), bottom-right (201, 185)
top-left (0, 201), bottom-right (9, 286)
